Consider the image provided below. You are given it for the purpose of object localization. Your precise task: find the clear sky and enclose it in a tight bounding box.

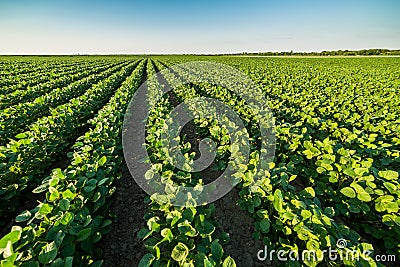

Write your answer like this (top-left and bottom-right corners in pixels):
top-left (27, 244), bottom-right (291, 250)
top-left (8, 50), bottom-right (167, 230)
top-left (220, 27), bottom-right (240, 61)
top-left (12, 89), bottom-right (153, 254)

top-left (0, 0), bottom-right (399, 54)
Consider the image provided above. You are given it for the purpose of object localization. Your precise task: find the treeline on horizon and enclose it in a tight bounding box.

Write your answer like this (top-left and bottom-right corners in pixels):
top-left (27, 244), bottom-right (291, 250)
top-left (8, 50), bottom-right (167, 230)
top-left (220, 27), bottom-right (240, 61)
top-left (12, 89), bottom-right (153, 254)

top-left (1, 48), bottom-right (400, 56)
top-left (226, 49), bottom-right (400, 56)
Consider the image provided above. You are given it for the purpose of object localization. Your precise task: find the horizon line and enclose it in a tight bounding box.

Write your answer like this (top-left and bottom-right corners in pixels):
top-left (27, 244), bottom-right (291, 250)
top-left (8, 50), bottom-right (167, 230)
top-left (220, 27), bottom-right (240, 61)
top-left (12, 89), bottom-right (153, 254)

top-left (1, 48), bottom-right (400, 56)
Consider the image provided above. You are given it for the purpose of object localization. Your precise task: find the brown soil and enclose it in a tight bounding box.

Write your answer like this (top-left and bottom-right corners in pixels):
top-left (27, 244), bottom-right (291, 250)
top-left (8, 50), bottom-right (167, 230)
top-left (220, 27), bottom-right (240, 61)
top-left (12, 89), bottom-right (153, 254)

top-left (99, 161), bottom-right (148, 267)
top-left (214, 187), bottom-right (271, 267)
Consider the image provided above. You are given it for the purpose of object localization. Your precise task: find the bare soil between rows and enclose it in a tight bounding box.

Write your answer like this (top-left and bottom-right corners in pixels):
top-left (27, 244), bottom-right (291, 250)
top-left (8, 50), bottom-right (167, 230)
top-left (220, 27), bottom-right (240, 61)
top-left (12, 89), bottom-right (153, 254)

top-left (99, 160), bottom-right (270, 267)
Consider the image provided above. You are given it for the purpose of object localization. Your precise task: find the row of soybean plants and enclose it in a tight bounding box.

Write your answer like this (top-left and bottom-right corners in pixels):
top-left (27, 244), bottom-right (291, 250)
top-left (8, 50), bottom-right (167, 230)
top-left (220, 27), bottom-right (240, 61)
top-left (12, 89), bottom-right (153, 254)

top-left (0, 61), bottom-right (43, 76)
top-left (134, 60), bottom-right (237, 267)
top-left (0, 61), bottom-right (130, 144)
top-left (0, 59), bottom-right (86, 90)
top-left (0, 56), bottom-right (81, 75)
top-left (0, 60), bottom-right (141, 219)
top-left (0, 59), bottom-right (146, 266)
top-left (167, 60), bottom-right (378, 267)
top-left (214, 57), bottom-right (399, 262)
top-left (0, 56), bottom-right (123, 79)
top-left (146, 56), bottom-right (399, 265)
top-left (0, 60), bottom-right (126, 108)
top-left (0, 59), bottom-right (101, 94)
top-left (230, 58), bottom-right (400, 258)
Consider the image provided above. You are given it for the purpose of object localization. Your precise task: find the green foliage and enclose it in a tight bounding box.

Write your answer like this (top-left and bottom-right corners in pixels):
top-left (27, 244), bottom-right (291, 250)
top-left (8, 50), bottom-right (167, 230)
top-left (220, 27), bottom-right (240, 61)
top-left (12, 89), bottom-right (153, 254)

top-left (0, 58), bottom-right (146, 266)
top-left (1, 56), bottom-right (399, 266)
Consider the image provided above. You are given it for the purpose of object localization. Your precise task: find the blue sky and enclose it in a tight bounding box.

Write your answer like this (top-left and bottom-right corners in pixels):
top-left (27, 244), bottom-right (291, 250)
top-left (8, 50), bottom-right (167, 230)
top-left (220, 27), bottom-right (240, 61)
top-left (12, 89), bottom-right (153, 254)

top-left (0, 0), bottom-right (399, 54)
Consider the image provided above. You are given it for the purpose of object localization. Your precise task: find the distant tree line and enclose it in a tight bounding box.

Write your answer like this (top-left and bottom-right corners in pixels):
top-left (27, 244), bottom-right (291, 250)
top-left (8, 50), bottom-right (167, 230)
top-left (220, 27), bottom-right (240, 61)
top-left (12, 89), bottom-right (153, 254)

top-left (225, 49), bottom-right (400, 56)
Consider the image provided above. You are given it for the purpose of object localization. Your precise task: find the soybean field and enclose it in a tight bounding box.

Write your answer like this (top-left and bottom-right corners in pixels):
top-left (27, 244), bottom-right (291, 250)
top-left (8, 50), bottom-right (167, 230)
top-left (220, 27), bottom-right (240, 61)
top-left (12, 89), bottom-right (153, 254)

top-left (0, 56), bottom-right (399, 267)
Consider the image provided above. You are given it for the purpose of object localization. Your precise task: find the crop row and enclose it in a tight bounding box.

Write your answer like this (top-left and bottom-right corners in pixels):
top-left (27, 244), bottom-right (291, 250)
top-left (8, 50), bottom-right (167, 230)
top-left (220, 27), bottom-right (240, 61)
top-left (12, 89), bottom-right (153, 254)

top-left (0, 61), bottom-right (131, 145)
top-left (162, 60), bottom-right (379, 266)
top-left (0, 59), bottom-right (147, 266)
top-left (0, 61), bottom-right (127, 108)
top-left (0, 60), bottom-right (108, 92)
top-left (126, 60), bottom-right (237, 266)
top-left (183, 57), bottom-right (398, 261)
top-left (0, 61), bottom-right (88, 89)
top-left (0, 60), bottom-right (141, 218)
